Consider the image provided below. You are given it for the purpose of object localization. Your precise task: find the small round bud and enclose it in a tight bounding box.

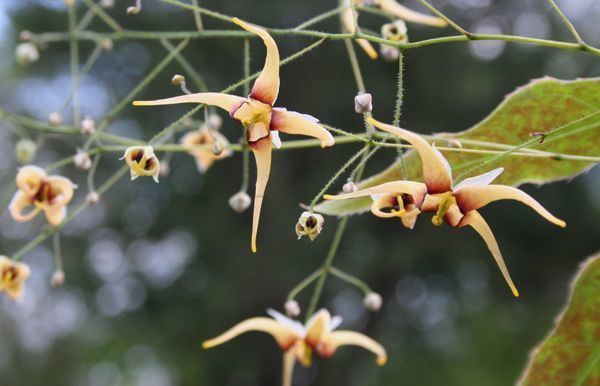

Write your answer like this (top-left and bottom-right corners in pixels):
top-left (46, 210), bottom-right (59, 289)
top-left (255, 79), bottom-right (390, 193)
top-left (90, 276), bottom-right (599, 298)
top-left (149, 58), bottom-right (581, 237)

top-left (126, 6), bottom-right (140, 15)
top-left (342, 181), bottom-right (358, 193)
top-left (99, 39), bottom-right (113, 51)
top-left (159, 162), bottom-right (170, 177)
top-left (363, 292), bottom-right (383, 312)
top-left (80, 117), bottom-right (96, 135)
top-left (48, 112), bottom-right (64, 126)
top-left (100, 0), bottom-right (115, 8)
top-left (379, 45), bottom-right (399, 62)
top-left (284, 300), bottom-right (301, 318)
top-left (73, 151), bottom-right (92, 170)
top-left (15, 43), bottom-right (39, 66)
top-left (354, 92), bottom-right (373, 114)
top-left (86, 191), bottom-right (100, 205)
top-left (381, 20), bottom-right (408, 43)
top-left (19, 30), bottom-right (33, 42)
top-left (295, 211), bottom-right (325, 241)
top-left (15, 139), bottom-right (37, 164)
top-left (206, 114), bottom-right (223, 131)
top-left (212, 141), bottom-right (225, 156)
top-left (229, 191), bottom-right (252, 213)
top-left (51, 270), bottom-right (65, 287)
top-left (171, 74), bottom-right (186, 86)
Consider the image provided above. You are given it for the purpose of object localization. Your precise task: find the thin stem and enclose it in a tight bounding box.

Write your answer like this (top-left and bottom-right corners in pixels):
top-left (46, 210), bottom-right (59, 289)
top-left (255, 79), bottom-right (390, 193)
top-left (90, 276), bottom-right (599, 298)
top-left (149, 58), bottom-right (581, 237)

top-left (80, 0), bottom-right (123, 32)
top-left (52, 232), bottom-right (64, 273)
top-left (287, 268), bottom-right (323, 301)
top-left (546, 0), bottom-right (585, 45)
top-left (343, 39), bottom-right (366, 93)
top-left (190, 0), bottom-right (204, 31)
top-left (294, 4), bottom-right (349, 30)
top-left (60, 43), bottom-right (104, 113)
top-left (415, 0), bottom-right (471, 37)
top-left (329, 266), bottom-right (371, 294)
top-left (68, 5), bottom-right (80, 125)
top-left (87, 153), bottom-right (102, 192)
top-left (392, 51), bottom-right (408, 179)
top-left (160, 39), bottom-right (209, 92)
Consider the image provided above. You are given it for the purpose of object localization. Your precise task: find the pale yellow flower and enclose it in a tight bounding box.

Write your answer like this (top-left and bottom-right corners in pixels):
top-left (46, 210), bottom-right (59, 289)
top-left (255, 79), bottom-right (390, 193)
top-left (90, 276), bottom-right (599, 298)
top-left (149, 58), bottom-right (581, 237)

top-left (325, 118), bottom-right (566, 297)
top-left (134, 18), bottom-right (335, 252)
top-left (121, 146), bottom-right (160, 183)
top-left (9, 165), bottom-right (76, 226)
top-left (0, 256), bottom-right (30, 301)
top-left (180, 128), bottom-right (232, 173)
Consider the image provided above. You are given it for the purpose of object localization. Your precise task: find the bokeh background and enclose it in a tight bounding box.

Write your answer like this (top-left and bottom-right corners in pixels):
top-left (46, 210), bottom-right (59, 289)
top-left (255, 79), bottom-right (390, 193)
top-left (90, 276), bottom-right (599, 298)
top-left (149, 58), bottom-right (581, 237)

top-left (0, 0), bottom-right (599, 385)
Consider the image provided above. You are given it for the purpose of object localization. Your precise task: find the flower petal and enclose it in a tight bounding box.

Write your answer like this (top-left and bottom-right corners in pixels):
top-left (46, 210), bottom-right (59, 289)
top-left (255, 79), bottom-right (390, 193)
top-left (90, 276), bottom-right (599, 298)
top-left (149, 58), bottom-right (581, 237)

top-left (305, 309), bottom-right (332, 346)
top-left (367, 118), bottom-right (453, 193)
top-left (250, 138), bottom-right (272, 253)
top-left (454, 185), bottom-right (566, 228)
top-left (44, 205), bottom-right (67, 226)
top-left (452, 168), bottom-right (503, 191)
top-left (378, 0), bottom-right (447, 27)
top-left (324, 180), bottom-right (427, 208)
top-left (270, 108), bottom-right (334, 148)
top-left (233, 18), bottom-right (280, 105)
top-left (457, 210), bottom-right (519, 297)
top-left (46, 176), bottom-right (76, 206)
top-left (133, 92), bottom-right (247, 115)
top-left (16, 165), bottom-right (46, 196)
top-left (282, 351), bottom-right (296, 386)
top-left (341, 5), bottom-right (378, 59)
top-left (202, 317), bottom-right (301, 351)
top-left (320, 331), bottom-right (387, 366)
top-left (9, 191), bottom-right (39, 222)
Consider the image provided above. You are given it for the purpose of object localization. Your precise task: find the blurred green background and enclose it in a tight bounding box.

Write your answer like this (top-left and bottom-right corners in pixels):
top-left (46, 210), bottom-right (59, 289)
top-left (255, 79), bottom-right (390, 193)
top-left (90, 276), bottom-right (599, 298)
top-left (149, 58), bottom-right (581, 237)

top-left (0, 0), bottom-right (599, 385)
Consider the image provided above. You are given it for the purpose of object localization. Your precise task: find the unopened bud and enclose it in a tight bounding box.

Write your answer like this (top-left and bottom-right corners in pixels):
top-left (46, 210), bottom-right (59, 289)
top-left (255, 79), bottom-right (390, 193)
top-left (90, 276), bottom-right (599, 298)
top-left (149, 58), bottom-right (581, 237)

top-left (86, 191), bottom-right (100, 204)
top-left (284, 300), bottom-right (301, 318)
top-left (99, 39), bottom-right (113, 51)
top-left (80, 117), bottom-right (95, 135)
top-left (381, 20), bottom-right (408, 43)
top-left (207, 114), bottom-right (223, 131)
top-left (229, 191), bottom-right (252, 213)
top-left (212, 141), bottom-right (225, 156)
top-left (19, 30), bottom-right (33, 42)
top-left (379, 45), bottom-right (399, 62)
top-left (295, 211), bottom-right (324, 241)
top-left (100, 0), bottom-right (115, 8)
top-left (48, 111), bottom-right (63, 126)
top-left (342, 181), bottom-right (358, 193)
top-left (363, 292), bottom-right (382, 312)
top-left (354, 92), bottom-right (373, 114)
top-left (15, 139), bottom-right (37, 164)
top-left (171, 74), bottom-right (186, 86)
top-left (15, 43), bottom-right (39, 66)
top-left (126, 6), bottom-right (140, 15)
top-left (446, 139), bottom-right (462, 148)
top-left (73, 150), bottom-right (92, 170)
top-left (51, 270), bottom-right (65, 287)
top-left (159, 162), bottom-right (170, 177)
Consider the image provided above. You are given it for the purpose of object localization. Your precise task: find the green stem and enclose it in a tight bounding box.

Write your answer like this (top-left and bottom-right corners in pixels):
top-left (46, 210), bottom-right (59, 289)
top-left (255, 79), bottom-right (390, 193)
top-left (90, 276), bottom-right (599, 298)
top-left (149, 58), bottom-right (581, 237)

top-left (81, 0), bottom-right (123, 32)
top-left (68, 5), bottom-right (80, 125)
top-left (190, 0), bottom-right (204, 31)
top-left (546, 0), bottom-right (585, 45)
top-left (329, 266), bottom-right (371, 294)
top-left (287, 269), bottom-right (323, 301)
top-left (415, 0), bottom-right (471, 37)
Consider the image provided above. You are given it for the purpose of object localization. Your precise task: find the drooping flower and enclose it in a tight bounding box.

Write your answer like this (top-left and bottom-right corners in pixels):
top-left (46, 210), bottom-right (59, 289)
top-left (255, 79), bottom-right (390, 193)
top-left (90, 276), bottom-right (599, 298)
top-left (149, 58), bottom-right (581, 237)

top-left (0, 256), bottom-right (30, 301)
top-left (295, 211), bottom-right (325, 241)
top-left (121, 146), bottom-right (160, 183)
top-left (180, 128), bottom-right (232, 173)
top-left (324, 118), bottom-right (566, 297)
top-left (202, 309), bottom-right (386, 386)
top-left (9, 165), bottom-right (76, 226)
top-left (341, 0), bottom-right (447, 59)
top-left (134, 18), bottom-right (335, 252)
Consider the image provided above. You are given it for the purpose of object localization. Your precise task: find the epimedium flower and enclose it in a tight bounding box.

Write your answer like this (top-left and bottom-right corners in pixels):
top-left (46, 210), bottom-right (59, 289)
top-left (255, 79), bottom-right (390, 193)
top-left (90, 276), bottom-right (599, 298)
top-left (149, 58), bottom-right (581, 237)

top-left (121, 146), bottom-right (160, 183)
top-left (133, 18), bottom-right (335, 252)
top-left (324, 118), bottom-right (566, 297)
top-left (180, 127), bottom-right (232, 173)
top-left (202, 309), bottom-right (386, 386)
top-left (341, 0), bottom-right (447, 59)
top-left (0, 256), bottom-right (30, 301)
top-left (9, 165), bottom-right (76, 226)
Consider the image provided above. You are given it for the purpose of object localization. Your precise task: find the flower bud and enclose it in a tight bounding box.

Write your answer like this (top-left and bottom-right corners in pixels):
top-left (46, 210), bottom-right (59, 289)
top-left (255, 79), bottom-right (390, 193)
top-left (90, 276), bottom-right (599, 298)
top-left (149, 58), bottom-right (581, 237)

top-left (80, 117), bottom-right (96, 135)
top-left (19, 30), bottom-right (33, 42)
top-left (73, 150), bottom-right (92, 170)
top-left (207, 114), bottom-right (223, 131)
top-left (51, 270), bottom-right (65, 287)
top-left (15, 139), bottom-right (37, 164)
top-left (99, 39), bottom-right (113, 51)
top-left (354, 92), bottom-right (373, 114)
top-left (100, 0), bottom-right (115, 8)
top-left (15, 43), bottom-right (39, 66)
top-left (379, 45), bottom-right (399, 62)
top-left (229, 191), bottom-right (252, 213)
top-left (171, 74), bottom-right (186, 86)
top-left (126, 6), bottom-right (140, 15)
top-left (295, 211), bottom-right (324, 241)
top-left (363, 292), bottom-right (383, 312)
top-left (48, 111), bottom-right (63, 126)
top-left (212, 141), bottom-right (225, 156)
top-left (86, 191), bottom-right (100, 204)
top-left (284, 300), bottom-right (301, 318)
top-left (381, 20), bottom-right (408, 43)
top-left (342, 180), bottom-right (358, 193)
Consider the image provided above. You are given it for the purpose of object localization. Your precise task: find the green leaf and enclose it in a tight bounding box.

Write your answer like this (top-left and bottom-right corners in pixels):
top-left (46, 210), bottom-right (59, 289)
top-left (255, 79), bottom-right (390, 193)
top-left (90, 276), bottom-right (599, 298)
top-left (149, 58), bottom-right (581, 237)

top-left (518, 253), bottom-right (600, 386)
top-left (316, 77), bottom-right (600, 216)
